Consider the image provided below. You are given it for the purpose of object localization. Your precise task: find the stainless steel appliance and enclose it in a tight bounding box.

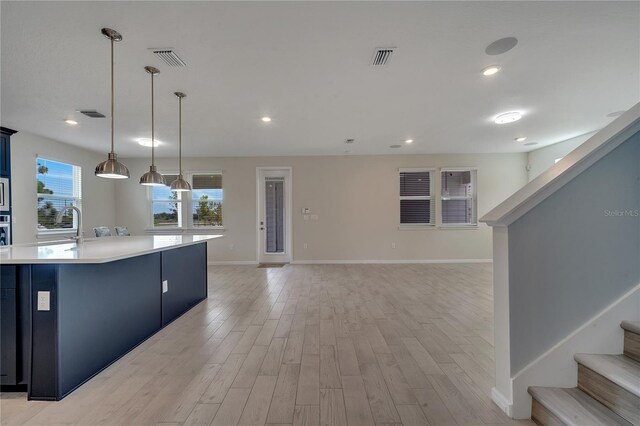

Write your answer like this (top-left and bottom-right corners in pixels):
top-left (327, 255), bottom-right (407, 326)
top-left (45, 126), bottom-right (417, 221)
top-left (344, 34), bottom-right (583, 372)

top-left (0, 215), bottom-right (11, 245)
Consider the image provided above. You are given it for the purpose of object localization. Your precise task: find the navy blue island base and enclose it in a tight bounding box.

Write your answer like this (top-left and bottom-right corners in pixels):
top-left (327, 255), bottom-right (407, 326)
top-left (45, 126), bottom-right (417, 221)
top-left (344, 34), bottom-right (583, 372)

top-left (1, 241), bottom-right (207, 401)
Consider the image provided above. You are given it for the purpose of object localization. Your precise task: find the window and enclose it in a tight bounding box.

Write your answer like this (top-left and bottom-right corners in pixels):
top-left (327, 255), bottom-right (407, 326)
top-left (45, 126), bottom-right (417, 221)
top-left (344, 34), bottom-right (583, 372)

top-left (150, 174), bottom-right (182, 228)
top-left (36, 158), bottom-right (81, 232)
top-left (399, 169), bottom-right (434, 226)
top-left (148, 172), bottom-right (223, 229)
top-left (191, 173), bottom-right (223, 227)
top-left (440, 169), bottom-right (477, 226)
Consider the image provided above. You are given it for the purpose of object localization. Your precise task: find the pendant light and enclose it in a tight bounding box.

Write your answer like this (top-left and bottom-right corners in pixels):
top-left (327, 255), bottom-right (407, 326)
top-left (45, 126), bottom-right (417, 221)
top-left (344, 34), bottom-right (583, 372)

top-left (95, 28), bottom-right (130, 179)
top-left (139, 66), bottom-right (166, 186)
top-left (170, 92), bottom-right (191, 192)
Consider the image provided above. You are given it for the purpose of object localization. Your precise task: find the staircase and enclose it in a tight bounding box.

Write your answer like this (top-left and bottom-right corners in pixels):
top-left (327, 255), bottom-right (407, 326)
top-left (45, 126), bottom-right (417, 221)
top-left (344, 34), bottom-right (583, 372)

top-left (528, 321), bottom-right (640, 425)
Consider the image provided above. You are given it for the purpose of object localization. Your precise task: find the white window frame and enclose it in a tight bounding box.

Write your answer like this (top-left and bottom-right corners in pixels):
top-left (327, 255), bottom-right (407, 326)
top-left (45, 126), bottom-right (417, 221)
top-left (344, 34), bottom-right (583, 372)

top-left (188, 171), bottom-right (224, 229)
top-left (36, 157), bottom-right (82, 235)
top-left (147, 170), bottom-right (224, 232)
top-left (399, 168), bottom-right (436, 229)
top-left (438, 167), bottom-right (478, 228)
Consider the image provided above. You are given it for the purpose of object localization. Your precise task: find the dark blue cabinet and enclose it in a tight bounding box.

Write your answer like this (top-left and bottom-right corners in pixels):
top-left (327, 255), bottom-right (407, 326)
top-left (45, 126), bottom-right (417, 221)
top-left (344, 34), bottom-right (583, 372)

top-left (1, 266), bottom-right (17, 385)
top-left (4, 241), bottom-right (208, 400)
top-left (161, 243), bottom-right (208, 326)
top-left (0, 127), bottom-right (16, 178)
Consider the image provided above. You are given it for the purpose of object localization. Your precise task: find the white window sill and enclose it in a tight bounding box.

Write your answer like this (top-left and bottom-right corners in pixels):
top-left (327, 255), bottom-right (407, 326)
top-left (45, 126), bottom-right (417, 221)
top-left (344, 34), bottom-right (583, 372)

top-left (398, 224), bottom-right (479, 230)
top-left (398, 225), bottom-right (436, 230)
top-left (36, 230), bottom-right (77, 239)
top-left (145, 227), bottom-right (226, 235)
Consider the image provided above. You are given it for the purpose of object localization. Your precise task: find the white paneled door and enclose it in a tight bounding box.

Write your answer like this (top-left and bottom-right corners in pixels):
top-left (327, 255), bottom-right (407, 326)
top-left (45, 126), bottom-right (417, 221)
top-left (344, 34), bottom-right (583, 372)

top-left (257, 168), bottom-right (292, 264)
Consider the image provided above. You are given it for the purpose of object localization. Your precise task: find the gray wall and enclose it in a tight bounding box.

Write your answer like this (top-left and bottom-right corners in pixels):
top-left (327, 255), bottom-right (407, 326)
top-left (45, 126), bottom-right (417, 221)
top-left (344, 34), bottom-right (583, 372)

top-left (508, 132), bottom-right (640, 373)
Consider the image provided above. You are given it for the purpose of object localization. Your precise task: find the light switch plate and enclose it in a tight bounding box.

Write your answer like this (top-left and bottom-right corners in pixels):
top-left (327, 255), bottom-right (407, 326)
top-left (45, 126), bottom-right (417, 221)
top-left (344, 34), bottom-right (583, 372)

top-left (37, 291), bottom-right (50, 311)
top-left (162, 280), bottom-right (168, 293)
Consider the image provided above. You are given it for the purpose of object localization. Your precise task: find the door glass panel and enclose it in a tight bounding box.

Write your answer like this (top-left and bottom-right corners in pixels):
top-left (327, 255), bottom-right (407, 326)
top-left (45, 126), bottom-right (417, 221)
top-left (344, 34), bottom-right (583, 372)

top-left (265, 179), bottom-right (285, 253)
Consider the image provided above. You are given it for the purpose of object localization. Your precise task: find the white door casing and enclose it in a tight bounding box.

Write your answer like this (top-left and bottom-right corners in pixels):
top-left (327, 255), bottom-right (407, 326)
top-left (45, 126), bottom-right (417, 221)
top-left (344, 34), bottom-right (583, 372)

top-left (256, 167), bottom-right (292, 264)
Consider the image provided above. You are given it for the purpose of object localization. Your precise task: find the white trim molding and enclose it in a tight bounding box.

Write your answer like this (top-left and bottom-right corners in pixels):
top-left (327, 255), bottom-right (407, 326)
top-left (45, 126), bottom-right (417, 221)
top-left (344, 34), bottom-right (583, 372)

top-left (291, 259), bottom-right (492, 265)
top-left (491, 387), bottom-right (513, 418)
top-left (208, 260), bottom-right (259, 266)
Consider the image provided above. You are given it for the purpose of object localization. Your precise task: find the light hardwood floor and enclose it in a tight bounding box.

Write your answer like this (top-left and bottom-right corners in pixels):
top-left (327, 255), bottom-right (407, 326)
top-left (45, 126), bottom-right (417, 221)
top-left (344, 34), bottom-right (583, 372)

top-left (0, 264), bottom-right (533, 425)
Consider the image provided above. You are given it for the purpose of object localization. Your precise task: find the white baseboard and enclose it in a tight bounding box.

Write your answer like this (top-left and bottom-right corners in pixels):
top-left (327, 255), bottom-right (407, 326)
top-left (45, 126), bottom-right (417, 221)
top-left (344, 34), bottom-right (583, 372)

top-left (290, 259), bottom-right (492, 265)
top-left (208, 259), bottom-right (492, 266)
top-left (491, 387), bottom-right (513, 417)
top-left (509, 282), bottom-right (640, 419)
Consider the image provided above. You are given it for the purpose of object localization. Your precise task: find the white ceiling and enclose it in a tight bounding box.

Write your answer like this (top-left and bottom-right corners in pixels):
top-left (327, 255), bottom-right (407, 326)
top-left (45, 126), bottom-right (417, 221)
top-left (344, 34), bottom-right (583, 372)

top-left (1, 1), bottom-right (638, 157)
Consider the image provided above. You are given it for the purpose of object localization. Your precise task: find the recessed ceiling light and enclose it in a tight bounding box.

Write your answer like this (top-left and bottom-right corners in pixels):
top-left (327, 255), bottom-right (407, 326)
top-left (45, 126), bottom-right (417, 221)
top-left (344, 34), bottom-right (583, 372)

top-left (404, 139), bottom-right (414, 144)
top-left (482, 65), bottom-right (501, 76)
top-left (515, 136), bottom-right (527, 142)
top-left (64, 119), bottom-right (78, 125)
top-left (136, 138), bottom-right (163, 147)
top-left (390, 144), bottom-right (402, 149)
top-left (261, 116), bottom-right (272, 123)
top-left (494, 111), bottom-right (522, 124)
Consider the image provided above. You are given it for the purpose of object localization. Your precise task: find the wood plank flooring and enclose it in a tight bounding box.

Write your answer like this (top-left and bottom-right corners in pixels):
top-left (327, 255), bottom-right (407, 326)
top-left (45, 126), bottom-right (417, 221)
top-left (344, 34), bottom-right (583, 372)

top-left (0, 264), bottom-right (534, 425)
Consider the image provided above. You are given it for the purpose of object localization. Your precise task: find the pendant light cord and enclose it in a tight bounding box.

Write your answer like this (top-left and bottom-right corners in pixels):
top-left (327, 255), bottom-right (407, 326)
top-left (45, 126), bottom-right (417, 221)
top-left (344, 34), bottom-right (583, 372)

top-left (110, 37), bottom-right (115, 154)
top-left (151, 72), bottom-right (155, 167)
top-left (179, 96), bottom-right (182, 175)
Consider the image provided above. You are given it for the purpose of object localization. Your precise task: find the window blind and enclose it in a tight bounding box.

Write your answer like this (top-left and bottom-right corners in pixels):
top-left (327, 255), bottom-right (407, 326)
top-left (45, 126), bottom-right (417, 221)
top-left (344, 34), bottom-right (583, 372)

top-left (399, 170), bottom-right (434, 225)
top-left (193, 174), bottom-right (222, 190)
top-left (400, 171), bottom-right (431, 197)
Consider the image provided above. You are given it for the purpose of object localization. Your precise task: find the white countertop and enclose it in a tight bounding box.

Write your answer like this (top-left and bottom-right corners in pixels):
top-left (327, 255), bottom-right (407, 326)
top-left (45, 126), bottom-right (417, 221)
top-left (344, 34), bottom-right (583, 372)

top-left (0, 235), bottom-right (222, 264)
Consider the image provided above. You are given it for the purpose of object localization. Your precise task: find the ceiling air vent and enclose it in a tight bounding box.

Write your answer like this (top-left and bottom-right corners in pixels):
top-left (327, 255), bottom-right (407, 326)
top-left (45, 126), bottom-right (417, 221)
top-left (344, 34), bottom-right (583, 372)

top-left (78, 109), bottom-right (105, 118)
top-left (371, 47), bottom-right (395, 66)
top-left (150, 49), bottom-right (186, 67)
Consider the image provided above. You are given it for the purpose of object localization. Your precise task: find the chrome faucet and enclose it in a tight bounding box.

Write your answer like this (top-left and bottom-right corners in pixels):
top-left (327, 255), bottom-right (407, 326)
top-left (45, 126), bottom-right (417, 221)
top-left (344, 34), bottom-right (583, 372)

top-left (55, 205), bottom-right (83, 243)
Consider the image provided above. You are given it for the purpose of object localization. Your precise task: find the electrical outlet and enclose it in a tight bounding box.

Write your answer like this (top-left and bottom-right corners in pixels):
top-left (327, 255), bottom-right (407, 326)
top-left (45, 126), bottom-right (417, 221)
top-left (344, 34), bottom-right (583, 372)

top-left (37, 291), bottom-right (50, 311)
top-left (303, 243), bottom-right (308, 249)
top-left (391, 242), bottom-right (396, 249)
top-left (162, 280), bottom-right (169, 293)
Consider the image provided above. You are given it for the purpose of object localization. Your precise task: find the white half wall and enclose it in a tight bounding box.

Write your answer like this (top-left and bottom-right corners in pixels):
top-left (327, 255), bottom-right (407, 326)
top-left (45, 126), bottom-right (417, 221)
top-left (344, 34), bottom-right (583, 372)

top-left (116, 153), bottom-right (527, 263)
top-left (10, 131), bottom-right (116, 243)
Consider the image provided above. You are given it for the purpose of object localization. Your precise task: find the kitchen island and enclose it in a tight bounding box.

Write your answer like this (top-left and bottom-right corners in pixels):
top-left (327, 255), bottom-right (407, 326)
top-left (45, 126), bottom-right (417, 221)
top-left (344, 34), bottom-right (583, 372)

top-left (0, 235), bottom-right (221, 401)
